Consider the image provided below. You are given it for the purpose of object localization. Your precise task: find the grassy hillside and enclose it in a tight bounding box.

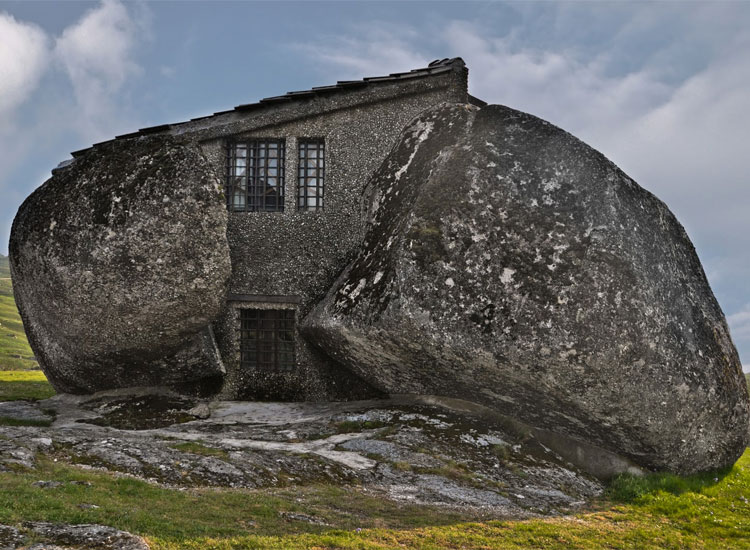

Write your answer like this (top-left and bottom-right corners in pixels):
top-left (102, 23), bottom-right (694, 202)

top-left (0, 255), bottom-right (38, 370)
top-left (0, 370), bottom-right (53, 401)
top-left (0, 446), bottom-right (747, 549)
top-left (0, 254), bottom-right (9, 278)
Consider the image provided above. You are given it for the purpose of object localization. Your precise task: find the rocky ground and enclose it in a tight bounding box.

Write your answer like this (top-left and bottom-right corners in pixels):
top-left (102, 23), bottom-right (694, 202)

top-left (0, 390), bottom-right (602, 549)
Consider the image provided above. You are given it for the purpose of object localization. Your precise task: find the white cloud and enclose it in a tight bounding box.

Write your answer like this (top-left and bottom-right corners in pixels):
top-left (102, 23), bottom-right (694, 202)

top-left (0, 12), bottom-right (49, 121)
top-left (293, 25), bottom-right (429, 81)
top-left (728, 305), bottom-right (750, 340)
top-left (54, 0), bottom-right (146, 139)
top-left (443, 21), bottom-right (673, 139)
top-left (0, 0), bottom-right (149, 258)
top-left (160, 66), bottom-right (176, 78)
top-left (593, 43), bottom-right (750, 238)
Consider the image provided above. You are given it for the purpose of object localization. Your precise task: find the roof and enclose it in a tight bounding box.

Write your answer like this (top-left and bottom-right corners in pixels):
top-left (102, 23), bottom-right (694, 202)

top-left (69, 57), bottom-right (468, 159)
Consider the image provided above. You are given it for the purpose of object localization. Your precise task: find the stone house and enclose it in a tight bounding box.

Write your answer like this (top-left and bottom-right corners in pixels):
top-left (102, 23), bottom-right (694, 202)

top-left (65, 58), bottom-right (482, 400)
top-left (19, 56), bottom-right (750, 474)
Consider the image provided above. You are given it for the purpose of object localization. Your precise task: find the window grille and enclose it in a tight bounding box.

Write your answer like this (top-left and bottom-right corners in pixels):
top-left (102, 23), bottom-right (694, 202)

top-left (298, 139), bottom-right (325, 211)
top-left (239, 309), bottom-right (295, 372)
top-left (227, 140), bottom-right (285, 212)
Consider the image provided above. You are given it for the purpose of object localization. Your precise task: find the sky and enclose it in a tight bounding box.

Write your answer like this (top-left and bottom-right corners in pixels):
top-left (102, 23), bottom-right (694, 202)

top-left (0, 0), bottom-right (749, 370)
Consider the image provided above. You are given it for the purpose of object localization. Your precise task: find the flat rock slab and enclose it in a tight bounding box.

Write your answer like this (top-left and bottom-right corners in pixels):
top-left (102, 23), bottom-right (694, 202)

top-left (0, 401), bottom-right (53, 423)
top-left (0, 392), bottom-right (603, 515)
top-left (0, 523), bottom-right (149, 550)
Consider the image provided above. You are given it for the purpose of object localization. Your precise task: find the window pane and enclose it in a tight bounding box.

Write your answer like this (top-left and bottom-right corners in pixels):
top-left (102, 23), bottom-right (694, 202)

top-left (239, 309), bottom-right (295, 371)
top-left (297, 140), bottom-right (324, 211)
top-left (227, 139), bottom-right (285, 212)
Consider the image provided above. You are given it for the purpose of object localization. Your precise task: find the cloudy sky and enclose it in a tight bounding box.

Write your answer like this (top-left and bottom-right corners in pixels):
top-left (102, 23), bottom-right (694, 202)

top-left (1, 1), bottom-right (749, 369)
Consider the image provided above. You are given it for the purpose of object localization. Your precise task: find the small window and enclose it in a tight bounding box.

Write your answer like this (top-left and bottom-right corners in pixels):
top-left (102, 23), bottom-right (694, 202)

top-left (227, 140), bottom-right (285, 212)
top-left (239, 309), bottom-right (295, 372)
top-left (298, 139), bottom-right (325, 211)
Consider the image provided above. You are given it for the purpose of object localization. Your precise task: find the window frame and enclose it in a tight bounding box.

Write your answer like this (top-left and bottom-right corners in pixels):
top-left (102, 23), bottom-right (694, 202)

top-left (226, 139), bottom-right (286, 212)
top-left (297, 138), bottom-right (325, 212)
top-left (239, 308), bottom-right (296, 372)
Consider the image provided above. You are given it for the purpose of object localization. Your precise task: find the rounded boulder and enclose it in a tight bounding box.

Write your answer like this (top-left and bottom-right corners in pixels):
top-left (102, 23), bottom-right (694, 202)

top-left (303, 103), bottom-right (750, 474)
top-left (9, 136), bottom-right (231, 393)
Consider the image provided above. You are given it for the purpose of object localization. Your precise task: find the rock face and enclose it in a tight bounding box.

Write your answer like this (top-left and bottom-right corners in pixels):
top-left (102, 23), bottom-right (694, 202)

top-left (0, 390), bottom-right (603, 514)
top-left (9, 136), bottom-right (231, 394)
top-left (0, 523), bottom-right (150, 550)
top-left (303, 103), bottom-right (750, 474)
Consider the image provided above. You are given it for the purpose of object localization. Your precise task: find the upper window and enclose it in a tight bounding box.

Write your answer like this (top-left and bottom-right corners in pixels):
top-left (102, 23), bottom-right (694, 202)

top-left (298, 139), bottom-right (325, 211)
top-left (227, 140), bottom-right (285, 212)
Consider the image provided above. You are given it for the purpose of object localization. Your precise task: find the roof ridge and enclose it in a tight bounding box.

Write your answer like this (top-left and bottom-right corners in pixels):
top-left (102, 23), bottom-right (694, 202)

top-left (70, 57), bottom-right (466, 158)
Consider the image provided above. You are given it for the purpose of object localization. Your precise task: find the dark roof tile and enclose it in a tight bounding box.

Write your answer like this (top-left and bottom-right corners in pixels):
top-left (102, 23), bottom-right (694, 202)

top-left (69, 57), bottom-right (466, 158)
top-left (138, 124), bottom-right (171, 134)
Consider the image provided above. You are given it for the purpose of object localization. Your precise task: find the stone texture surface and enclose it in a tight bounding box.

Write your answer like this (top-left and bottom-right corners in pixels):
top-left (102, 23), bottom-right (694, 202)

top-left (21, 522), bottom-right (149, 550)
top-left (0, 391), bottom-right (602, 514)
top-left (9, 136), bottom-right (231, 394)
top-left (303, 102), bottom-right (750, 474)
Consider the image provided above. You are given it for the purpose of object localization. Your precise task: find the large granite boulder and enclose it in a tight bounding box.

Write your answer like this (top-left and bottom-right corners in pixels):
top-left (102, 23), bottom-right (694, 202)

top-left (303, 103), bottom-right (750, 474)
top-left (9, 136), bottom-right (231, 394)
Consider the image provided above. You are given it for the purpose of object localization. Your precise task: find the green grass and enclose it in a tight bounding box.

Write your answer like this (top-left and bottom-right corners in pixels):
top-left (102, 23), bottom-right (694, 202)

top-left (0, 446), bottom-right (748, 549)
top-left (606, 464), bottom-right (732, 502)
top-left (0, 271), bottom-right (38, 371)
top-left (0, 370), bottom-right (54, 401)
top-left (0, 458), bottom-right (475, 547)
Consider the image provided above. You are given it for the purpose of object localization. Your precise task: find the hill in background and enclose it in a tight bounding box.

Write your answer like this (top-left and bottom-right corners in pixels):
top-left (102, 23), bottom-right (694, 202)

top-left (0, 254), bottom-right (37, 370)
